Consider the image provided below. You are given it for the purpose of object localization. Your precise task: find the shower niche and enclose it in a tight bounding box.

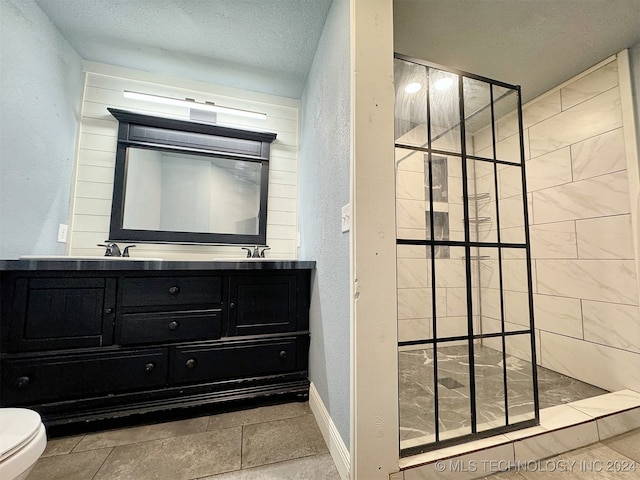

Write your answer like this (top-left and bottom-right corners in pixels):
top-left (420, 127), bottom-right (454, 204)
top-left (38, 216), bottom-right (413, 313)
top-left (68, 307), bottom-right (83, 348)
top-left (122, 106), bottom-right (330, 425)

top-left (394, 54), bottom-right (538, 455)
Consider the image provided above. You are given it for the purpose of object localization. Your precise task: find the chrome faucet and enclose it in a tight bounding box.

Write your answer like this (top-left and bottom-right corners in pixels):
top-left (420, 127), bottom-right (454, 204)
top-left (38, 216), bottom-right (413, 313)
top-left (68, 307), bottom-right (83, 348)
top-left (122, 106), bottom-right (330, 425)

top-left (98, 242), bottom-right (121, 257)
top-left (242, 246), bottom-right (270, 258)
top-left (97, 242), bottom-right (136, 257)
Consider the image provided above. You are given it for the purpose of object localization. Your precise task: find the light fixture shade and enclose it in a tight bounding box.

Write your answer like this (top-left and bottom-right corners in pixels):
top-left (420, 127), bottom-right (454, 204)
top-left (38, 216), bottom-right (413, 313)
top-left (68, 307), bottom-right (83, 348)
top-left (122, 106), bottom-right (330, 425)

top-left (123, 90), bottom-right (267, 120)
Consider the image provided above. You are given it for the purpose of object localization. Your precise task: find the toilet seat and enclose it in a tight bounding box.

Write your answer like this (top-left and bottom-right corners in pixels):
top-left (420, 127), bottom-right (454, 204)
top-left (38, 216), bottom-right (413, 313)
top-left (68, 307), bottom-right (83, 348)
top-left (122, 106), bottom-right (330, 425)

top-left (0, 408), bottom-right (43, 462)
top-left (0, 408), bottom-right (47, 479)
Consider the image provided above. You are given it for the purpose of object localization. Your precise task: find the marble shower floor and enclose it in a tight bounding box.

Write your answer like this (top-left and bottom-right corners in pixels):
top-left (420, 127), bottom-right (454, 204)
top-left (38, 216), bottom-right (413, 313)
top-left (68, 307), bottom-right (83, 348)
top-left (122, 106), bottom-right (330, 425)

top-left (27, 402), bottom-right (340, 480)
top-left (399, 344), bottom-right (608, 449)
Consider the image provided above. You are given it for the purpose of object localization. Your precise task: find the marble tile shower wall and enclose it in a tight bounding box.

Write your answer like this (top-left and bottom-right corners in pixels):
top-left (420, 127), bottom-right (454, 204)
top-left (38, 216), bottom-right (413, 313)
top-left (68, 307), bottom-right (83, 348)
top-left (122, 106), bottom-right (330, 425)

top-left (481, 57), bottom-right (640, 392)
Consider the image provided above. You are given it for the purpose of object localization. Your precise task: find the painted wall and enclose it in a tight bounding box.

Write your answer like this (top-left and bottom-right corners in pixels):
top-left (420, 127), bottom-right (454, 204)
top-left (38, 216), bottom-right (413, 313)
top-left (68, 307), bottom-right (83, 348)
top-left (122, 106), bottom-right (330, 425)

top-left (299, 0), bottom-right (351, 447)
top-left (0, 0), bottom-right (83, 258)
top-left (69, 65), bottom-right (300, 260)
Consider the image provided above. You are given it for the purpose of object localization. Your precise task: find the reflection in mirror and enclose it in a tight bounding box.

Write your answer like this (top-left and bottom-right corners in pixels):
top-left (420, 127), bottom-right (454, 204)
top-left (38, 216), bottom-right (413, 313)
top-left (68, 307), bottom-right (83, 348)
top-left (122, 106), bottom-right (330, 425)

top-left (123, 148), bottom-right (262, 236)
top-left (430, 69), bottom-right (460, 153)
top-left (394, 58), bottom-right (427, 145)
top-left (493, 86), bottom-right (521, 163)
top-left (463, 77), bottom-right (492, 157)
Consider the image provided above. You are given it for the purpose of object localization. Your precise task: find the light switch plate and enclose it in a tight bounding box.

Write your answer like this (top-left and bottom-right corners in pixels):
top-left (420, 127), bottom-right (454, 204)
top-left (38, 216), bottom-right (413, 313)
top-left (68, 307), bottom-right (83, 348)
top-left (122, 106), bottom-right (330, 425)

top-left (57, 224), bottom-right (68, 243)
top-left (341, 203), bottom-right (351, 233)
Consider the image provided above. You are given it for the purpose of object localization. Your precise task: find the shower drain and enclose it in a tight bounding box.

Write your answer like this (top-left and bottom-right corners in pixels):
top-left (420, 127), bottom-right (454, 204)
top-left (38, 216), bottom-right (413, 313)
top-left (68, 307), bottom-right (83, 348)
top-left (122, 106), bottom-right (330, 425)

top-left (438, 377), bottom-right (464, 389)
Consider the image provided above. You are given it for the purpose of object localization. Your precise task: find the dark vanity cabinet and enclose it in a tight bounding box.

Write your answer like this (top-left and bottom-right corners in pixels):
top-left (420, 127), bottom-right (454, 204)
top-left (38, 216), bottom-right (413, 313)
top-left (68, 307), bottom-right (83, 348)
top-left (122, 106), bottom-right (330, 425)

top-left (0, 261), bottom-right (314, 430)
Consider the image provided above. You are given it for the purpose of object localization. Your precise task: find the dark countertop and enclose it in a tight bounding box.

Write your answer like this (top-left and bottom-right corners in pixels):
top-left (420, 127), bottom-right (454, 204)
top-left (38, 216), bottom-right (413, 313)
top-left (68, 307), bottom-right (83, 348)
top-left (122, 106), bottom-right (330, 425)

top-left (0, 258), bottom-right (316, 271)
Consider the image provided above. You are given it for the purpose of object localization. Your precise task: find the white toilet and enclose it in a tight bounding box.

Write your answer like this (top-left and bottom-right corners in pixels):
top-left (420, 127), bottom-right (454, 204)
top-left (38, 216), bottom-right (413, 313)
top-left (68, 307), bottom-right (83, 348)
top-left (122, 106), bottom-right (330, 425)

top-left (0, 408), bottom-right (47, 480)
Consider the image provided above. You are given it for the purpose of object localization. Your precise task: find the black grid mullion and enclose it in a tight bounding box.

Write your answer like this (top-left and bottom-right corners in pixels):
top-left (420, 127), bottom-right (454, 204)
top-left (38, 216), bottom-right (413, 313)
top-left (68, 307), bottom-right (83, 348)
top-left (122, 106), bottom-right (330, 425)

top-left (489, 83), bottom-right (511, 426)
top-left (458, 74), bottom-right (478, 435)
top-left (398, 328), bottom-right (537, 348)
top-left (517, 86), bottom-right (541, 422)
top-left (424, 66), bottom-right (441, 443)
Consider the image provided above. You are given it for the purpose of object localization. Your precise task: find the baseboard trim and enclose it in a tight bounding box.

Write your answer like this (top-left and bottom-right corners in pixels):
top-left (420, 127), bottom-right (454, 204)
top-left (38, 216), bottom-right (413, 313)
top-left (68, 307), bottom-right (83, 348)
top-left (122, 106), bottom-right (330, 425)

top-left (309, 382), bottom-right (350, 480)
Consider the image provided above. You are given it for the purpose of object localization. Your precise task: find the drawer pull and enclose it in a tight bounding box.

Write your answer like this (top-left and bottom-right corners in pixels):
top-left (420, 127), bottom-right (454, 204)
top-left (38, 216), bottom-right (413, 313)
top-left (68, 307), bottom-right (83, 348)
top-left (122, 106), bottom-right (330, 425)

top-left (16, 376), bottom-right (30, 388)
top-left (279, 350), bottom-right (288, 360)
top-left (185, 358), bottom-right (197, 369)
top-left (144, 362), bottom-right (156, 374)
top-left (168, 286), bottom-right (180, 295)
top-left (168, 321), bottom-right (179, 331)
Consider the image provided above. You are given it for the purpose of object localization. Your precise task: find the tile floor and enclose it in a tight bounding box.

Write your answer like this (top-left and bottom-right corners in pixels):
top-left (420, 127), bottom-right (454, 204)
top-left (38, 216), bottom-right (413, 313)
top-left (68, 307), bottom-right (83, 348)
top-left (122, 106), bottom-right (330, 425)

top-left (399, 344), bottom-right (607, 450)
top-left (26, 399), bottom-right (639, 480)
top-left (400, 390), bottom-right (640, 479)
top-left (27, 401), bottom-right (341, 480)
top-left (482, 427), bottom-right (640, 479)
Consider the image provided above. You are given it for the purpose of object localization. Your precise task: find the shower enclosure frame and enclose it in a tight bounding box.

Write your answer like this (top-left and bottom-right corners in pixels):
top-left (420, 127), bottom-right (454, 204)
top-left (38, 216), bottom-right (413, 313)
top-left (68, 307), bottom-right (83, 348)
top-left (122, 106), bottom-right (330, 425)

top-left (394, 53), bottom-right (540, 457)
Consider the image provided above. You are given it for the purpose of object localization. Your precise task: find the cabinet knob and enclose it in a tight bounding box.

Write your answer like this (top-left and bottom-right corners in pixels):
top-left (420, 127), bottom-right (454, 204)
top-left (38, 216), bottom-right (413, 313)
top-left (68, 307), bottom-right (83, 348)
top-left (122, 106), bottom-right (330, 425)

top-left (168, 321), bottom-right (179, 331)
top-left (229, 302), bottom-right (236, 309)
top-left (168, 286), bottom-right (180, 295)
top-left (16, 376), bottom-right (30, 388)
top-left (144, 362), bottom-right (156, 374)
top-left (279, 350), bottom-right (288, 360)
top-left (185, 358), bottom-right (197, 369)
top-left (105, 307), bottom-right (113, 314)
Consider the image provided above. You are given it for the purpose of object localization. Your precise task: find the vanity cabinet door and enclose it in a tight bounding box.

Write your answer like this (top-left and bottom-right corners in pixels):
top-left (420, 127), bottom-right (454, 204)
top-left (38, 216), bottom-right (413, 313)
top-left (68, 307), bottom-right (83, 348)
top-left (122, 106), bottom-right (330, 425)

top-left (227, 274), bottom-right (298, 335)
top-left (5, 277), bottom-right (116, 352)
top-left (1, 349), bottom-right (169, 406)
top-left (171, 338), bottom-right (298, 384)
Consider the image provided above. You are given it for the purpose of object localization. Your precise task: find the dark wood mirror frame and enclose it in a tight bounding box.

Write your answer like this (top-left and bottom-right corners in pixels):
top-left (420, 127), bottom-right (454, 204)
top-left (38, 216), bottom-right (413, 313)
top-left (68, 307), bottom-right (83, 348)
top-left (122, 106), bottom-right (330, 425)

top-left (107, 108), bottom-right (276, 246)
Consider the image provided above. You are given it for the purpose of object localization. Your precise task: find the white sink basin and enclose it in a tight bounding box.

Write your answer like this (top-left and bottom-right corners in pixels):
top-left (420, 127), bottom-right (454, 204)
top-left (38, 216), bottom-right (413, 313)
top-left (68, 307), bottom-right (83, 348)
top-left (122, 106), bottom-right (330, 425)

top-left (20, 255), bottom-right (164, 261)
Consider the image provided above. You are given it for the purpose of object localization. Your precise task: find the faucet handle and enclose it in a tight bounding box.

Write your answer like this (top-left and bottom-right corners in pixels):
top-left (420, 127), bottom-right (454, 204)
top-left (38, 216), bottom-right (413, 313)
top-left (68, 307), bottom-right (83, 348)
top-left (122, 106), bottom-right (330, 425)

top-left (259, 246), bottom-right (270, 258)
top-left (97, 241), bottom-right (122, 257)
top-left (122, 245), bottom-right (136, 257)
top-left (241, 247), bottom-right (253, 258)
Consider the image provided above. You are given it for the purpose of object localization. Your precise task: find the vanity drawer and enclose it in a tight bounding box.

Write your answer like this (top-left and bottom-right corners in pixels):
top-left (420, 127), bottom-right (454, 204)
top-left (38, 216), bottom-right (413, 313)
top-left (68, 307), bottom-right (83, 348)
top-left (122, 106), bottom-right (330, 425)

top-left (121, 276), bottom-right (222, 307)
top-left (118, 310), bottom-right (222, 345)
top-left (1, 349), bottom-right (168, 405)
top-left (171, 339), bottom-right (298, 384)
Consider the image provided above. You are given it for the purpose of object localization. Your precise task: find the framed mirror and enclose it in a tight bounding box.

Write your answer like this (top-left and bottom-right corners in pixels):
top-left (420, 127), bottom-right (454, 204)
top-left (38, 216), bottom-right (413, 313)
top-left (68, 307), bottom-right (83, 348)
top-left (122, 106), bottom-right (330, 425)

top-left (108, 108), bottom-right (276, 245)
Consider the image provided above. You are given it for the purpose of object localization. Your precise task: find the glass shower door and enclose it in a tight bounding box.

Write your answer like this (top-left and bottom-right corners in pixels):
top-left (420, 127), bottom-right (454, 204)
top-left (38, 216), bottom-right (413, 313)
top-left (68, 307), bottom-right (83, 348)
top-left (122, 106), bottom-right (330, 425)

top-left (395, 54), bottom-right (539, 456)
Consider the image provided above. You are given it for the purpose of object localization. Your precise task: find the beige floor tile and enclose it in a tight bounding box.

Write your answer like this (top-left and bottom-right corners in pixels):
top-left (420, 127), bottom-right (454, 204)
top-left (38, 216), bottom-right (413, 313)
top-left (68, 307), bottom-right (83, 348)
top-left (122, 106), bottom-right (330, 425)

top-left (41, 435), bottom-right (83, 457)
top-left (480, 470), bottom-right (527, 479)
top-left (515, 443), bottom-right (638, 479)
top-left (602, 428), bottom-right (640, 462)
top-left (597, 408), bottom-right (640, 440)
top-left (73, 416), bottom-right (209, 451)
top-left (241, 414), bottom-right (328, 469)
top-left (27, 448), bottom-right (112, 480)
top-left (92, 426), bottom-right (241, 480)
top-left (207, 401), bottom-right (311, 430)
top-left (202, 452), bottom-right (340, 479)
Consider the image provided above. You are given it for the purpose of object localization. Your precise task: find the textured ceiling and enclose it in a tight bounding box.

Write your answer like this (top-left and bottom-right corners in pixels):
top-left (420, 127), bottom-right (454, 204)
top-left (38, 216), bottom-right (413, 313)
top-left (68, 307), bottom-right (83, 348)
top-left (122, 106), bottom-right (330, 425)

top-left (394, 0), bottom-right (640, 104)
top-left (34, 0), bottom-right (640, 103)
top-left (34, 0), bottom-right (333, 98)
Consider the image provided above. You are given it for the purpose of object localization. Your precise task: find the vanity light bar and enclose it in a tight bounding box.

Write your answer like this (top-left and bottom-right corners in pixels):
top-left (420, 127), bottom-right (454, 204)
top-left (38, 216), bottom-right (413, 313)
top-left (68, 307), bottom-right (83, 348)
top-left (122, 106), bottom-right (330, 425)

top-left (123, 90), bottom-right (267, 120)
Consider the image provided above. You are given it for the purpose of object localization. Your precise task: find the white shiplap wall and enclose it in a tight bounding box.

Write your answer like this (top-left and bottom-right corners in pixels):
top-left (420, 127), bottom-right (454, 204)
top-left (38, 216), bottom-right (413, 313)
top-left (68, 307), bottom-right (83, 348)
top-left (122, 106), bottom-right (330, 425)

top-left (69, 63), bottom-right (299, 260)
